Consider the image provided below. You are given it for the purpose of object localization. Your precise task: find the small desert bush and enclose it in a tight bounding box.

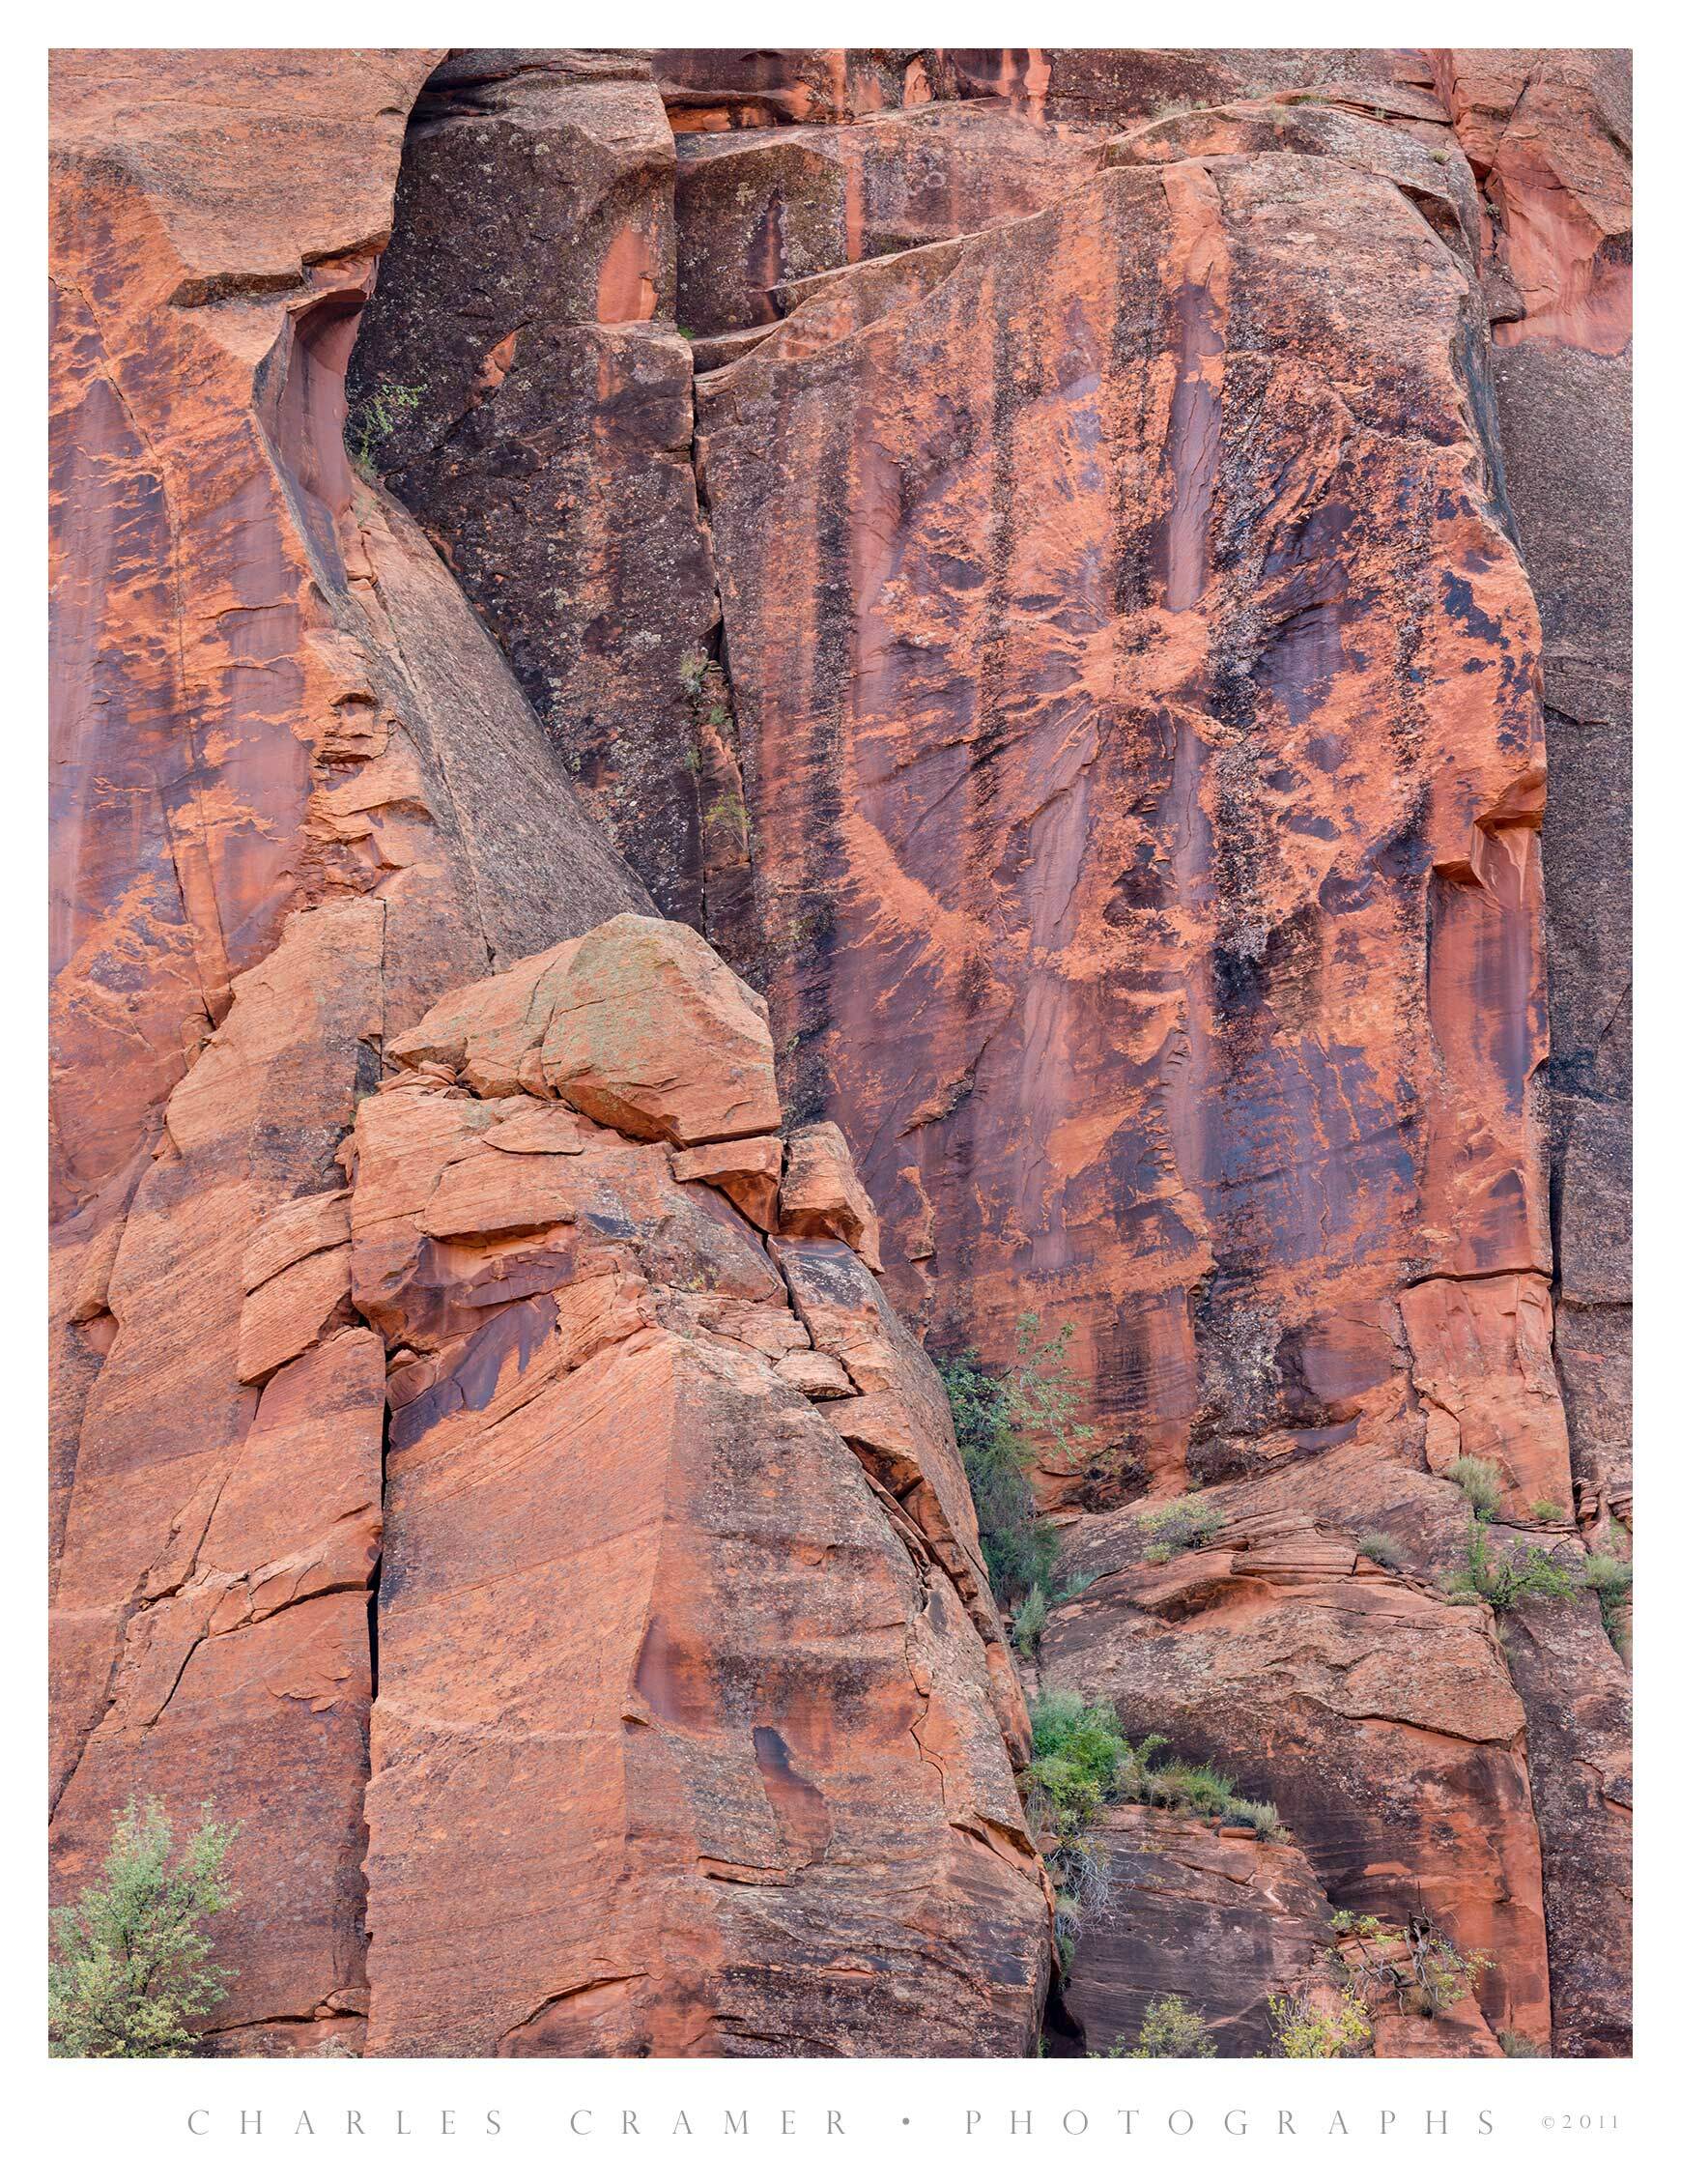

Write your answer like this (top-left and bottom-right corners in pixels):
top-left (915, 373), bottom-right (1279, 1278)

top-left (1447, 1456), bottom-right (1505, 1518)
top-left (1140, 1493), bottom-right (1222, 1564)
top-left (1224, 1797), bottom-right (1289, 1843)
top-left (1356, 1531), bottom-right (1403, 1569)
top-left (1268, 1990), bottom-right (1373, 2058)
top-left (1443, 1519), bottom-right (1579, 1613)
top-left (48, 1797), bottom-right (240, 2057)
top-left (1143, 1759), bottom-right (1237, 1819)
top-left (1581, 1546), bottom-right (1633, 1644)
top-left (1530, 1499), bottom-right (1568, 1525)
top-left (1012, 1582), bottom-right (1050, 1655)
top-left (1333, 1911), bottom-right (1492, 2018)
top-left (1499, 2030), bottom-right (1542, 2056)
top-left (347, 377), bottom-right (424, 475)
top-left (1106, 1997), bottom-right (1217, 2057)
top-left (941, 1313), bottom-right (1094, 1610)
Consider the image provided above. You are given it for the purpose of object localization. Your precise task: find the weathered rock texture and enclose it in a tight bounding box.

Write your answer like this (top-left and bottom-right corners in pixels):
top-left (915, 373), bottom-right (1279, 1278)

top-left (344, 51), bottom-right (729, 932)
top-left (353, 924), bottom-right (1046, 2054)
top-left (50, 44), bottom-right (1632, 2060)
top-left (676, 45), bottom-right (1630, 2056)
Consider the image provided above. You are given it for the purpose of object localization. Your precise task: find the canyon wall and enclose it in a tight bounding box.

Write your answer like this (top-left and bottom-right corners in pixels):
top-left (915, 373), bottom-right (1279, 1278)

top-left (49, 45), bottom-right (1631, 2057)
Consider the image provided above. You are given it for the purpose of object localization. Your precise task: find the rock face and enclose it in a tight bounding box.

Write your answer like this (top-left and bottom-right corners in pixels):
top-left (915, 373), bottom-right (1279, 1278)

top-left (352, 923), bottom-right (1047, 2055)
top-left (49, 45), bottom-right (1632, 2060)
top-left (698, 125), bottom-right (1551, 1498)
top-left (1051, 1805), bottom-right (1501, 2060)
top-left (343, 51), bottom-right (728, 932)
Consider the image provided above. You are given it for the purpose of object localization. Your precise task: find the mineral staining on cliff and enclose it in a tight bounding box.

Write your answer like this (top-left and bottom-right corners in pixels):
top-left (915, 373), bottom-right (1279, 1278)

top-left (49, 44), bottom-right (1631, 2058)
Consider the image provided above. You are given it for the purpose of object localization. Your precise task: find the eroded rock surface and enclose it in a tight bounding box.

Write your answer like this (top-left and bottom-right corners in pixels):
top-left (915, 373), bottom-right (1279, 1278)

top-left (49, 43), bottom-right (1633, 2061)
top-left (48, 44), bottom-right (651, 2053)
top-left (351, 923), bottom-right (1049, 2054)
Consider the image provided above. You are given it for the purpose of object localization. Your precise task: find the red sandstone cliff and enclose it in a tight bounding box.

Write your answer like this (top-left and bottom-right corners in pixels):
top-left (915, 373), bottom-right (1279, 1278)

top-left (49, 46), bottom-right (1631, 2057)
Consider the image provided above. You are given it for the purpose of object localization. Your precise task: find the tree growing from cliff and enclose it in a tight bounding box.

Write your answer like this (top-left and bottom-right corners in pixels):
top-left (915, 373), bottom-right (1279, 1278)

top-left (940, 1312), bottom-right (1093, 1609)
top-left (48, 1797), bottom-right (241, 2057)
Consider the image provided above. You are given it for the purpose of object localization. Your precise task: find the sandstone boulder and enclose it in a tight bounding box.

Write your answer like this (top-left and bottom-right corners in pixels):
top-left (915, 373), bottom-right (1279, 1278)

top-left (541, 913), bottom-right (783, 1145)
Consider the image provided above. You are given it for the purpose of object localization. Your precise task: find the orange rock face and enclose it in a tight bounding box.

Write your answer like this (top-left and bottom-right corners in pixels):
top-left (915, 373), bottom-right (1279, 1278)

top-left (48, 46), bottom-right (652, 2052)
top-left (349, 935), bottom-right (1048, 2054)
top-left (49, 44), bottom-right (1632, 2061)
top-left (699, 138), bottom-right (1550, 1496)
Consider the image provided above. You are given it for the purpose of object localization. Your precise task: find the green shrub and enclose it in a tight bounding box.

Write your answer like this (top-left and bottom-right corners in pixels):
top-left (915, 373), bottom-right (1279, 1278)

top-left (1581, 1547), bottom-right (1632, 1645)
top-left (1026, 1690), bottom-right (1129, 1829)
top-left (1499, 2030), bottom-right (1542, 2057)
top-left (1012, 1582), bottom-right (1050, 1655)
top-left (1110, 1997), bottom-right (1216, 2058)
top-left (1145, 1759), bottom-right (1237, 1818)
top-left (49, 1797), bottom-right (241, 2057)
top-left (1529, 1499), bottom-right (1568, 1525)
top-left (1140, 1493), bottom-right (1222, 1563)
top-left (1443, 1519), bottom-right (1579, 1613)
top-left (1225, 1797), bottom-right (1291, 1844)
top-left (1268, 1990), bottom-right (1373, 2058)
top-left (347, 377), bottom-right (425, 475)
top-left (1447, 1457), bottom-right (1505, 1518)
top-left (941, 1314), bottom-right (1093, 1608)
top-left (1356, 1531), bottom-right (1403, 1569)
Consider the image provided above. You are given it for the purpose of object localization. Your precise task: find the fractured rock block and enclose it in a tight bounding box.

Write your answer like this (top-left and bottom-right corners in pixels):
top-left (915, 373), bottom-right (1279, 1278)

top-left (780, 1120), bottom-right (882, 1269)
top-left (670, 1134), bottom-right (783, 1228)
top-left (541, 913), bottom-right (782, 1145)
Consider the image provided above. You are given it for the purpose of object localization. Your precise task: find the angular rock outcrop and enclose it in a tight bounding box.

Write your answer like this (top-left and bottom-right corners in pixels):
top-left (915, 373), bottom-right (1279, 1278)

top-left (1050, 1805), bottom-right (1501, 2059)
top-left (350, 920), bottom-right (1049, 2054)
top-left (1042, 1493), bottom-right (1551, 2046)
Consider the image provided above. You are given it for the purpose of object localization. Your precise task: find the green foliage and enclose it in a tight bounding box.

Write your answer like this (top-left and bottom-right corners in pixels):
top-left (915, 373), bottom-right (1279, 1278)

top-left (940, 1313), bottom-right (1093, 1610)
top-left (49, 1797), bottom-right (241, 2057)
top-left (1268, 1990), bottom-right (1373, 2058)
top-left (1443, 1519), bottom-right (1579, 1613)
top-left (1012, 1583), bottom-right (1050, 1656)
top-left (348, 378), bottom-right (424, 475)
top-left (1356, 1531), bottom-right (1403, 1570)
top-left (1143, 1759), bottom-right (1236, 1818)
top-left (703, 790), bottom-right (750, 836)
top-left (1026, 1692), bottom-right (1291, 1866)
top-left (1529, 1500), bottom-right (1568, 1525)
top-left (1139, 1493), bottom-right (1222, 1564)
top-left (1224, 1797), bottom-right (1289, 1844)
top-left (1581, 1552), bottom-right (1632, 1603)
top-left (1110, 1997), bottom-right (1217, 2058)
top-left (1026, 1690), bottom-right (1129, 1833)
top-left (1447, 1456), bottom-right (1505, 1518)
top-left (677, 647), bottom-right (709, 699)
top-left (1499, 2030), bottom-right (1542, 2057)
top-left (1581, 1543), bottom-right (1633, 1646)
